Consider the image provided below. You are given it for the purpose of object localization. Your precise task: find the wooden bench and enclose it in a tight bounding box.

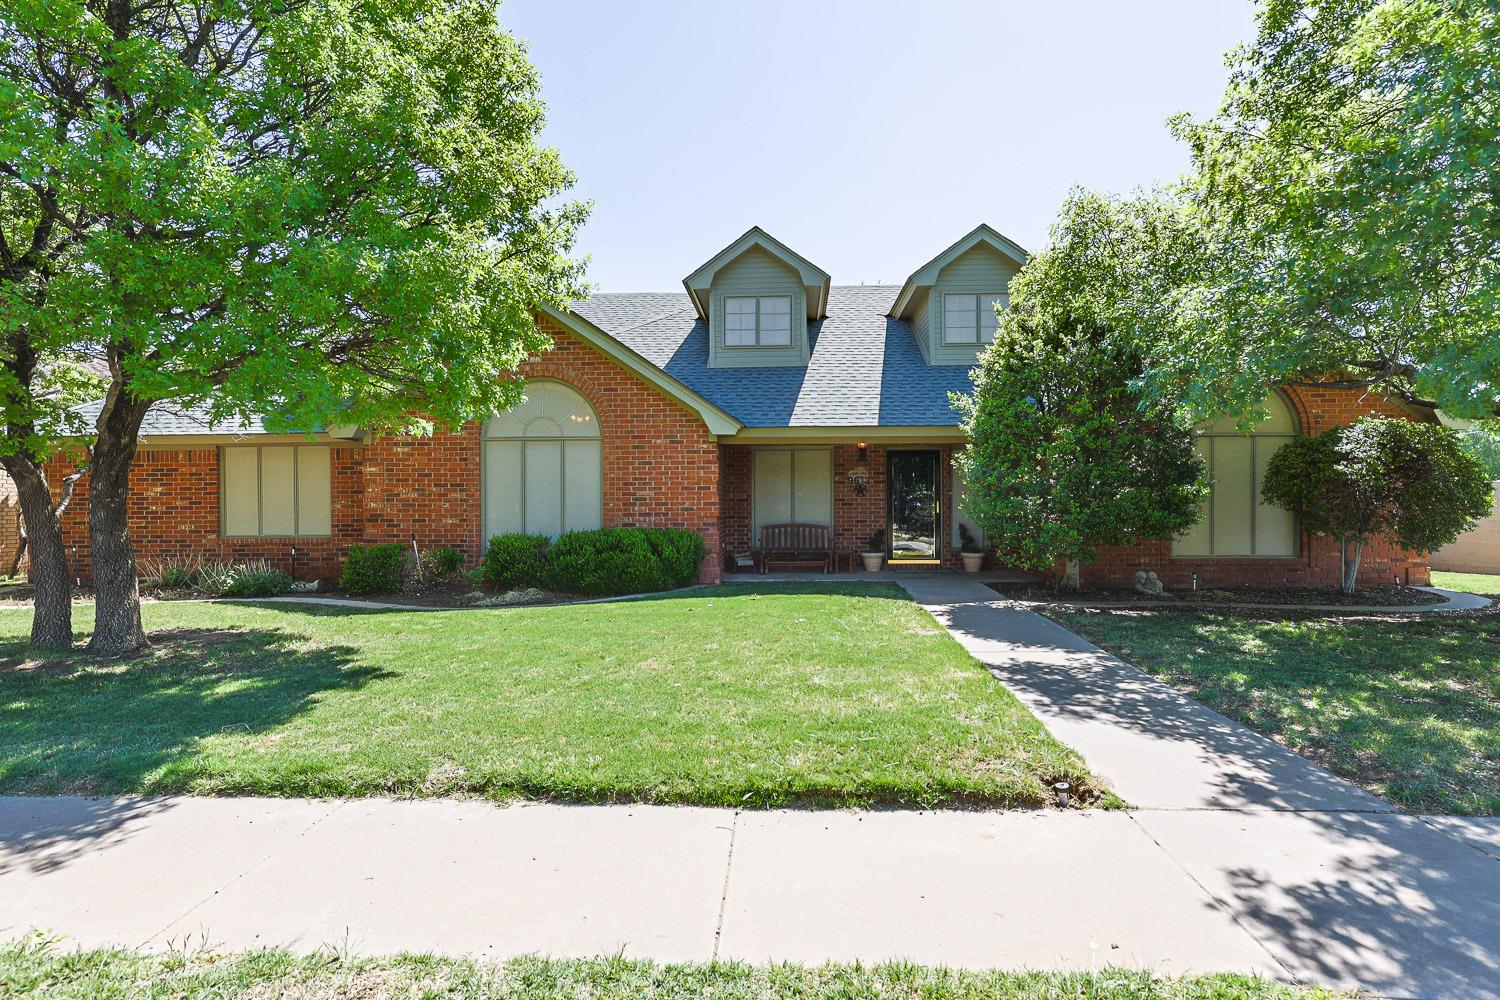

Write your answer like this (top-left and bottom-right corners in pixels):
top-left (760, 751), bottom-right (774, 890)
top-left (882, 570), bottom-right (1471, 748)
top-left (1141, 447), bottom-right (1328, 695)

top-left (756, 523), bottom-right (833, 574)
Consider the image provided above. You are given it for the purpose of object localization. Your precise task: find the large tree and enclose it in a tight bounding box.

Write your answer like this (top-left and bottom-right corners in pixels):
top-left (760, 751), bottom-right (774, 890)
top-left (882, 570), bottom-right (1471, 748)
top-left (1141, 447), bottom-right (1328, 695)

top-left (2, 0), bottom-right (587, 651)
top-left (954, 194), bottom-right (1209, 590)
top-left (1165, 0), bottom-right (1500, 419)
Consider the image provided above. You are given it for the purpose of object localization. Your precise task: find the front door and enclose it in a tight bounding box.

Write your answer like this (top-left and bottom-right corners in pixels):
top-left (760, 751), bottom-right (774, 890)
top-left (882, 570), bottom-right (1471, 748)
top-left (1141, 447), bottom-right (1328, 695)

top-left (887, 450), bottom-right (941, 564)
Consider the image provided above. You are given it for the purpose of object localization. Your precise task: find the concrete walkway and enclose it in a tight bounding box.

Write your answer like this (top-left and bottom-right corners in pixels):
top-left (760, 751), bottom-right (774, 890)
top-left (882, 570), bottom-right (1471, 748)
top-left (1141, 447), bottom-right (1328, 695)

top-left (895, 574), bottom-right (1500, 999)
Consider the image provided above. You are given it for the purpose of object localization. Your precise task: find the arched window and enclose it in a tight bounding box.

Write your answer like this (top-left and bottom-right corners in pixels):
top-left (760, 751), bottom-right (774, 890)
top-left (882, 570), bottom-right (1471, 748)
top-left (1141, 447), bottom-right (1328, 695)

top-left (1173, 393), bottom-right (1298, 557)
top-left (483, 381), bottom-right (602, 540)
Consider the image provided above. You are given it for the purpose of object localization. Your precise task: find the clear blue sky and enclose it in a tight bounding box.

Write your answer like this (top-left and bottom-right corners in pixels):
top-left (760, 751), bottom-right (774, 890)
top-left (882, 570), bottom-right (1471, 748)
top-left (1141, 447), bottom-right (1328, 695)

top-left (503, 1), bottom-right (1257, 292)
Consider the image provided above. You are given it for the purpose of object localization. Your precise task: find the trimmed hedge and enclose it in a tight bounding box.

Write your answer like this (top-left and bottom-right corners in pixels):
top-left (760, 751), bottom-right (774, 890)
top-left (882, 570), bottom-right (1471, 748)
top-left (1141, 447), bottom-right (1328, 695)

top-left (483, 527), bottom-right (705, 597)
top-left (482, 533), bottom-right (551, 591)
top-left (340, 543), bottom-right (407, 595)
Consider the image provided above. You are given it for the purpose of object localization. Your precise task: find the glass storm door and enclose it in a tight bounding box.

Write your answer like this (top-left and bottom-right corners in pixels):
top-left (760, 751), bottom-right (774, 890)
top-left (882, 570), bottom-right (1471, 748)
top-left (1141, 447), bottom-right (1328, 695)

top-left (887, 450), bottom-right (941, 563)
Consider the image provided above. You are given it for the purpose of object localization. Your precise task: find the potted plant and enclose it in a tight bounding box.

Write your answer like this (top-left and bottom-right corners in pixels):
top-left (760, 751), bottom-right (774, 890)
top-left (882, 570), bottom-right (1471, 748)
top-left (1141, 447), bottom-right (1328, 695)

top-left (861, 529), bottom-right (886, 572)
top-left (957, 524), bottom-right (985, 573)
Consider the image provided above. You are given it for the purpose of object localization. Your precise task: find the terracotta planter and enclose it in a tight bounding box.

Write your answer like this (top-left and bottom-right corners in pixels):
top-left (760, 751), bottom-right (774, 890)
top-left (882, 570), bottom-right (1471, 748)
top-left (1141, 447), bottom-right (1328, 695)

top-left (860, 552), bottom-right (884, 572)
top-left (961, 552), bottom-right (984, 573)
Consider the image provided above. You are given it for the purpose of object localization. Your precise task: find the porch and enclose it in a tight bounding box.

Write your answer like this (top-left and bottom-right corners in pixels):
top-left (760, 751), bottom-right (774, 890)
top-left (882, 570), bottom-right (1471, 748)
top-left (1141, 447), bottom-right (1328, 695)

top-left (717, 440), bottom-right (999, 576)
top-left (745, 567), bottom-right (1038, 585)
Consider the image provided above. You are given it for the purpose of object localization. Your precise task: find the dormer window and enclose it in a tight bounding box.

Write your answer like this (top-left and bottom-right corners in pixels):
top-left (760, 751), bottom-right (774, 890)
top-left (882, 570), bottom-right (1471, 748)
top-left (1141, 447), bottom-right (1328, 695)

top-left (942, 292), bottom-right (1006, 345)
top-left (684, 228), bottom-right (829, 369)
top-left (725, 295), bottom-right (792, 347)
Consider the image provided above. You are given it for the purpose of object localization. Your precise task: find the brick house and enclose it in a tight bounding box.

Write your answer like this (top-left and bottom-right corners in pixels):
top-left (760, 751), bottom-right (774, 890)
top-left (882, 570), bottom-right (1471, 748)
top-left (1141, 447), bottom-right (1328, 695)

top-left (46, 225), bottom-right (1431, 589)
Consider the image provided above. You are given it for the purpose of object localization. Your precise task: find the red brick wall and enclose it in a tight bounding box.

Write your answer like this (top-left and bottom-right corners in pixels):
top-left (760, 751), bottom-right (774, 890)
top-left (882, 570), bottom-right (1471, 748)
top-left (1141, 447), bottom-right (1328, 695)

top-left (1081, 386), bottom-right (1431, 590)
top-left (47, 320), bottom-right (723, 586)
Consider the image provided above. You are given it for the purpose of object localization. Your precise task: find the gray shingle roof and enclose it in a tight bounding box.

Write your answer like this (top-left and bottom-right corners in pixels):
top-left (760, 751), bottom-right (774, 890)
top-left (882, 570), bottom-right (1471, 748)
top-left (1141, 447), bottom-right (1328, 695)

top-left (572, 285), bottom-right (975, 427)
top-left (73, 398), bottom-right (271, 437)
top-left (74, 286), bottom-right (976, 437)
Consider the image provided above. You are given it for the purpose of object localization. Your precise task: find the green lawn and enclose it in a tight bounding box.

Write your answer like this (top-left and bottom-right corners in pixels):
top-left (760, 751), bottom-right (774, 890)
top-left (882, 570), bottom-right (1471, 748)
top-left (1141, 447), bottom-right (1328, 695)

top-left (0, 939), bottom-right (1347, 999)
top-left (1432, 570), bottom-right (1500, 596)
top-left (1052, 607), bottom-right (1500, 814)
top-left (0, 583), bottom-right (1100, 808)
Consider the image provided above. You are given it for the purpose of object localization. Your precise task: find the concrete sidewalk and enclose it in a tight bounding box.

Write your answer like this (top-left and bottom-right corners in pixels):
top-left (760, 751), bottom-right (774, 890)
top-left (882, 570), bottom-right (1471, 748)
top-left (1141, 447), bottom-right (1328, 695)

top-left (1, 795), bottom-right (1498, 998)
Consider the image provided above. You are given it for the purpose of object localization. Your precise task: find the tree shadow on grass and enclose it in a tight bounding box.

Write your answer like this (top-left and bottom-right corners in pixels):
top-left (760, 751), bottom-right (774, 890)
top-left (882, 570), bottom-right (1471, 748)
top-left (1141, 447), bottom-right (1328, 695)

top-left (0, 626), bottom-right (390, 871)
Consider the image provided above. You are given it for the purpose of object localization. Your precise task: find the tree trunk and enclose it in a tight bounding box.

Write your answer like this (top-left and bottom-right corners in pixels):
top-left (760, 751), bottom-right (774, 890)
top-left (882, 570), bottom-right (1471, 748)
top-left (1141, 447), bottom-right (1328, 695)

top-left (1339, 536), bottom-right (1364, 595)
top-left (85, 395), bottom-right (152, 654)
top-left (1061, 558), bottom-right (1082, 592)
top-left (1, 455), bottom-right (74, 650)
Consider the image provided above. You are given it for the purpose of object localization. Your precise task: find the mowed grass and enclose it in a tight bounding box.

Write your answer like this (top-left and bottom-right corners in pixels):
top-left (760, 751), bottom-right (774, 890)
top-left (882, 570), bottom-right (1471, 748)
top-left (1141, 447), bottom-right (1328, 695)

top-left (0, 583), bottom-right (1099, 808)
top-left (1052, 607), bottom-right (1500, 814)
top-left (0, 939), bottom-right (1349, 999)
top-left (1432, 570), bottom-right (1500, 596)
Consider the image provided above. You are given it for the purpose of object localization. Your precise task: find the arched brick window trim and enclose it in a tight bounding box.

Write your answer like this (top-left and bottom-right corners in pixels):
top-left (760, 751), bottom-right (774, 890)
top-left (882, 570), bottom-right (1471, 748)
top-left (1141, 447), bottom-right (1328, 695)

top-left (516, 361), bottom-right (616, 431)
top-left (1279, 385), bottom-right (1315, 436)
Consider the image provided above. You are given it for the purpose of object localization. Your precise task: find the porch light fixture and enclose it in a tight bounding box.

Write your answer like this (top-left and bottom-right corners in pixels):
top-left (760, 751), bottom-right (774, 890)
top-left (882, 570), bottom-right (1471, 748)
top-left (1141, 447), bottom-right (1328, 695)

top-left (856, 442), bottom-right (869, 462)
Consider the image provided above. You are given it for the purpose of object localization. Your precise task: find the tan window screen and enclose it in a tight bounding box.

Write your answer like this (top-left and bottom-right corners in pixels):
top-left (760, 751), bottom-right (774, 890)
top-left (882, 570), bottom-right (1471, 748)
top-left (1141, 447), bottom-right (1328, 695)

top-left (1172, 394), bottom-right (1298, 558)
top-left (220, 445), bottom-right (334, 537)
top-left (482, 381), bottom-right (602, 540)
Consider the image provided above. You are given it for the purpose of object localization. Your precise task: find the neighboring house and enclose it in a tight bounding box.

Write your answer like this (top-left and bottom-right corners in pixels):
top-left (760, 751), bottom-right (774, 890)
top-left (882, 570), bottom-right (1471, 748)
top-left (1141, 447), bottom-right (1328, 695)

top-left (44, 225), bottom-right (1431, 589)
top-left (1431, 482), bottom-right (1500, 573)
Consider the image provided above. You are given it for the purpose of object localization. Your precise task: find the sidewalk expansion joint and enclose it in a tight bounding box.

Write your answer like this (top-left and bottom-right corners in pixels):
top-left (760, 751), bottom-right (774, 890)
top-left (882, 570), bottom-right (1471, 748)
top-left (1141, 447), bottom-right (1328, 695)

top-left (711, 810), bottom-right (740, 961)
top-left (1125, 810), bottom-right (1297, 984)
top-left (138, 799), bottom-right (349, 949)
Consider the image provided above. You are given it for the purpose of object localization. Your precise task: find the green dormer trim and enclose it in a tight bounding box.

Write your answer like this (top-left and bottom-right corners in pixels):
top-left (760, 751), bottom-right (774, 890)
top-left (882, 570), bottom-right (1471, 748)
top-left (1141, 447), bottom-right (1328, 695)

top-left (888, 224), bottom-right (1029, 320)
top-left (683, 226), bottom-right (831, 322)
top-left (890, 224), bottom-right (1029, 366)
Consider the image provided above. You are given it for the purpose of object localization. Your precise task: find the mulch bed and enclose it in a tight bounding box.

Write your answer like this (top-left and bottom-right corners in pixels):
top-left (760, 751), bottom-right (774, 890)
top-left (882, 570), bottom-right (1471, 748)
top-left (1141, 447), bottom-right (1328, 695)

top-left (991, 583), bottom-right (1447, 607)
top-left (318, 586), bottom-right (575, 609)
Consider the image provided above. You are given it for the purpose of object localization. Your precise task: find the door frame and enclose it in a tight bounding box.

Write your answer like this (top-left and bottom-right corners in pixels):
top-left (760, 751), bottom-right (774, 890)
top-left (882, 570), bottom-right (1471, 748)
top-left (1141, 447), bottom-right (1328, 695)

top-left (886, 448), bottom-right (942, 563)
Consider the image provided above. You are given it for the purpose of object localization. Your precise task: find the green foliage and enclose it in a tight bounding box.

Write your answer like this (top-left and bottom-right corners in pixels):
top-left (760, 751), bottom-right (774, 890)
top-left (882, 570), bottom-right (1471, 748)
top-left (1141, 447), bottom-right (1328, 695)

top-left (480, 528), bottom-right (704, 596)
top-left (866, 528), bottom-right (886, 553)
top-left (482, 533), bottom-right (551, 591)
top-left (156, 558), bottom-right (293, 597)
top-left (954, 197), bottom-right (1209, 584)
top-left (1, 0), bottom-right (589, 436)
top-left (1262, 417), bottom-right (1493, 590)
top-left (1457, 424), bottom-right (1500, 480)
top-left (543, 528), bottom-right (704, 597)
top-left (957, 523), bottom-right (982, 554)
top-left (1167, 0), bottom-right (1500, 418)
top-left (427, 546), bottom-right (465, 577)
top-left (214, 564), bottom-right (296, 599)
top-left (155, 562), bottom-right (198, 590)
top-left (642, 528), bottom-right (708, 590)
top-left (340, 544), bottom-right (408, 596)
